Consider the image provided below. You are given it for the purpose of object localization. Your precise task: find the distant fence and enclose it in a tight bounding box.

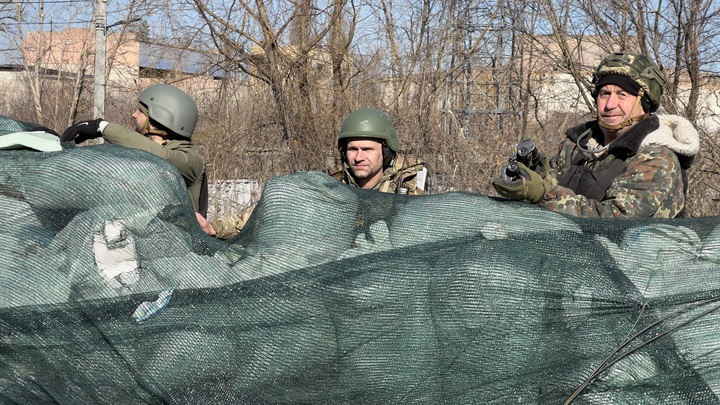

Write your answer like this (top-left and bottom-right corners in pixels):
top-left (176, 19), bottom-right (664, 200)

top-left (207, 178), bottom-right (261, 217)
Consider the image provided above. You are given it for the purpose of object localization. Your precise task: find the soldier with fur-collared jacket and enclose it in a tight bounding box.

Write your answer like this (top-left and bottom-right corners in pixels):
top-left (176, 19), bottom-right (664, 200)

top-left (492, 51), bottom-right (699, 218)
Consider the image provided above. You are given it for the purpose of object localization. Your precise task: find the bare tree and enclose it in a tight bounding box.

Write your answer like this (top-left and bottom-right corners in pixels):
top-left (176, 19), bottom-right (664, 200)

top-left (190, 0), bottom-right (351, 171)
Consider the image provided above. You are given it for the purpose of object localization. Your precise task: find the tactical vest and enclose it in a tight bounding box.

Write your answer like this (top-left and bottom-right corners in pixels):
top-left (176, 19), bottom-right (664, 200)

top-left (558, 152), bottom-right (687, 217)
top-left (198, 172), bottom-right (209, 217)
top-left (557, 154), bottom-right (627, 200)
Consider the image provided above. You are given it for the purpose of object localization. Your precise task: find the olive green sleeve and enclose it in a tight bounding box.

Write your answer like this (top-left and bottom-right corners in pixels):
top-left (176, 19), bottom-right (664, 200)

top-left (101, 123), bottom-right (204, 186)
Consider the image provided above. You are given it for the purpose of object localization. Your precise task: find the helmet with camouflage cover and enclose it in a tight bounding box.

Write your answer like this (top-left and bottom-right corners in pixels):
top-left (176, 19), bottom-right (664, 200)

top-left (138, 84), bottom-right (198, 139)
top-left (590, 51), bottom-right (665, 113)
top-left (338, 108), bottom-right (399, 152)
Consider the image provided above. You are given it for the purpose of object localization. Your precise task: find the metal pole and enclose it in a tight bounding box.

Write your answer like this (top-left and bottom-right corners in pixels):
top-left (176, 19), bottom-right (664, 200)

top-left (94, 0), bottom-right (107, 120)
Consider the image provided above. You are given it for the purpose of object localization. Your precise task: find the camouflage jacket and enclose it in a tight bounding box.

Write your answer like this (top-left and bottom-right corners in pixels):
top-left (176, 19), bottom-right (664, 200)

top-left (541, 114), bottom-right (699, 218)
top-left (102, 123), bottom-right (207, 213)
top-left (330, 155), bottom-right (431, 195)
top-left (209, 208), bottom-right (255, 240)
top-left (209, 155), bottom-right (431, 240)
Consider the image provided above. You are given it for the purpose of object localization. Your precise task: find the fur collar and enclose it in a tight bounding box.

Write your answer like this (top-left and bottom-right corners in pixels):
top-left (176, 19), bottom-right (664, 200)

top-left (565, 114), bottom-right (699, 167)
top-left (645, 114), bottom-right (700, 157)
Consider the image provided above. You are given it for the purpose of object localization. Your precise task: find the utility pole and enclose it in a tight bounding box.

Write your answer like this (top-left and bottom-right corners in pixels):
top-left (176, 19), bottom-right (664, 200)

top-left (94, 0), bottom-right (107, 120)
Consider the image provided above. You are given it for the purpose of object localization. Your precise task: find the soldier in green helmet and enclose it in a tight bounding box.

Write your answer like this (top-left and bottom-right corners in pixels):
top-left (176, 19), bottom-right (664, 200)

top-left (61, 84), bottom-right (208, 216)
top-left (196, 108), bottom-right (431, 240)
top-left (492, 51), bottom-right (699, 218)
top-left (330, 108), bottom-right (430, 194)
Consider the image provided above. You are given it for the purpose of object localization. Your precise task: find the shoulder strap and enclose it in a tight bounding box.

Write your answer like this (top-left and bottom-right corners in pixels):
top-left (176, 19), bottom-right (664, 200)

top-left (329, 168), bottom-right (343, 180)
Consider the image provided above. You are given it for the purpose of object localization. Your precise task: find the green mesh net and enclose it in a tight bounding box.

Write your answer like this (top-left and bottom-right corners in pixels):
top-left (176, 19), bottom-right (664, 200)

top-left (2, 121), bottom-right (720, 404)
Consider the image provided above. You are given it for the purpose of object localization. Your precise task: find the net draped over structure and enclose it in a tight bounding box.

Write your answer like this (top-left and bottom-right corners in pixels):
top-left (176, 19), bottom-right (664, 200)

top-left (2, 125), bottom-right (720, 404)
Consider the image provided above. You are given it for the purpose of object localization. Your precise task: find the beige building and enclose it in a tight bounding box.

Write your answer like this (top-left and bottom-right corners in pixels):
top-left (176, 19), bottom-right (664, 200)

top-left (22, 27), bottom-right (223, 100)
top-left (520, 35), bottom-right (720, 132)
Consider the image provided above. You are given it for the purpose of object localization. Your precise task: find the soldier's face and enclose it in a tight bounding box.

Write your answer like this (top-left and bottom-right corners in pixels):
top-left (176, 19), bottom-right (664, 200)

top-left (132, 107), bottom-right (148, 133)
top-left (596, 84), bottom-right (645, 129)
top-left (345, 138), bottom-right (384, 188)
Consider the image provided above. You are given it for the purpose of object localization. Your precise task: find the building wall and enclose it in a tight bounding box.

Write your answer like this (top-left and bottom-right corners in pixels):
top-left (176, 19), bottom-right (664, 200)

top-left (520, 35), bottom-right (720, 132)
top-left (24, 28), bottom-right (139, 81)
top-left (21, 28), bottom-right (225, 118)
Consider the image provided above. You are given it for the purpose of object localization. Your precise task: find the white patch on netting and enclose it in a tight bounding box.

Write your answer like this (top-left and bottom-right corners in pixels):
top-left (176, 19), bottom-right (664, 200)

top-left (93, 220), bottom-right (139, 284)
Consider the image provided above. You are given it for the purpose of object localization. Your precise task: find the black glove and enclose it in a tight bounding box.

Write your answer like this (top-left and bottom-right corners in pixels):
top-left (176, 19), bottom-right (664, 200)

top-left (61, 119), bottom-right (104, 143)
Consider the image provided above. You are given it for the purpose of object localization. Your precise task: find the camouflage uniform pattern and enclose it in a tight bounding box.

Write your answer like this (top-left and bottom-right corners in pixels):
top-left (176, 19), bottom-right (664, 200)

top-left (590, 52), bottom-right (665, 112)
top-left (330, 155), bottom-right (431, 195)
top-left (209, 209), bottom-right (254, 240)
top-left (540, 114), bottom-right (698, 218)
top-left (102, 122), bottom-right (206, 212)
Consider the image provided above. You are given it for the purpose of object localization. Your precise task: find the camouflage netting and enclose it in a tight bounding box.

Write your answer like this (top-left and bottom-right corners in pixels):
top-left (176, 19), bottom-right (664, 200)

top-left (2, 125), bottom-right (720, 404)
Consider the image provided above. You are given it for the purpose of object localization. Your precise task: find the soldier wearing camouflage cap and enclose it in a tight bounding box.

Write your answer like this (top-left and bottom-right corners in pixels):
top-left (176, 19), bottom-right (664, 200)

top-left (198, 108), bottom-right (432, 240)
top-left (62, 84), bottom-right (208, 216)
top-left (492, 51), bottom-right (699, 218)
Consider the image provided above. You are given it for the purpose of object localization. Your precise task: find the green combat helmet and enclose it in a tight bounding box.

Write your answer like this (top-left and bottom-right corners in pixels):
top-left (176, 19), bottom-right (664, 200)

top-left (591, 51), bottom-right (666, 112)
top-left (338, 108), bottom-right (399, 168)
top-left (338, 108), bottom-right (399, 152)
top-left (138, 84), bottom-right (198, 139)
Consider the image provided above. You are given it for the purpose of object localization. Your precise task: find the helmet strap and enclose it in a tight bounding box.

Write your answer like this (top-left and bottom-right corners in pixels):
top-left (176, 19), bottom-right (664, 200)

top-left (338, 142), bottom-right (348, 165)
top-left (382, 143), bottom-right (395, 169)
top-left (140, 118), bottom-right (169, 138)
top-left (598, 88), bottom-right (650, 131)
